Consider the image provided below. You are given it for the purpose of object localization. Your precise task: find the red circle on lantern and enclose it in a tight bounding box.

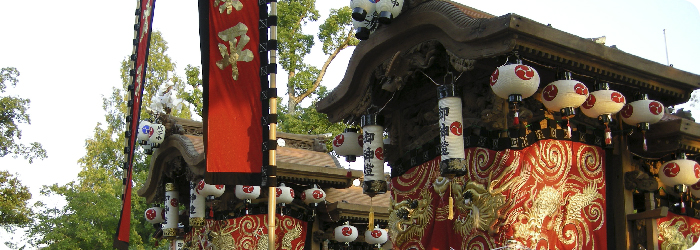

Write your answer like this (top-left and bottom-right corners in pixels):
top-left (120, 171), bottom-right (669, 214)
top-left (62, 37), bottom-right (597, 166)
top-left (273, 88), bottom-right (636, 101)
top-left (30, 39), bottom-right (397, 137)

top-left (197, 180), bottom-right (206, 193)
top-left (242, 186), bottom-right (254, 193)
top-left (621, 105), bottom-right (633, 119)
top-left (695, 163), bottom-right (700, 179)
top-left (542, 85), bottom-right (558, 102)
top-left (357, 135), bottom-right (363, 147)
top-left (375, 147), bottom-right (384, 160)
top-left (301, 192), bottom-right (306, 200)
top-left (276, 188), bottom-right (282, 197)
top-left (611, 92), bottom-right (625, 103)
top-left (692, 182), bottom-right (700, 190)
top-left (574, 83), bottom-right (588, 95)
top-left (342, 227), bottom-right (353, 236)
top-left (514, 65), bottom-right (535, 80)
top-left (649, 101), bottom-right (663, 115)
top-left (490, 69), bottom-right (499, 86)
top-left (215, 185), bottom-right (224, 190)
top-left (450, 121), bottom-right (463, 136)
top-left (663, 162), bottom-right (680, 177)
top-left (333, 134), bottom-right (344, 148)
top-left (170, 198), bottom-right (178, 207)
top-left (313, 190), bottom-right (323, 199)
top-left (582, 95), bottom-right (596, 109)
top-left (146, 209), bottom-right (157, 220)
top-left (290, 189), bottom-right (295, 198)
top-left (371, 230), bottom-right (382, 238)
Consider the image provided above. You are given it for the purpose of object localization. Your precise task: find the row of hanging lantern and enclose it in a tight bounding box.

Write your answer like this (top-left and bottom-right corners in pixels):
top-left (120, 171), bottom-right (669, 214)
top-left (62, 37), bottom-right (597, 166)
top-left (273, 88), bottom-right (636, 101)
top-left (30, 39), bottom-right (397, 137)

top-left (137, 120), bottom-right (165, 155)
top-left (334, 221), bottom-right (389, 248)
top-left (350, 0), bottom-right (404, 40)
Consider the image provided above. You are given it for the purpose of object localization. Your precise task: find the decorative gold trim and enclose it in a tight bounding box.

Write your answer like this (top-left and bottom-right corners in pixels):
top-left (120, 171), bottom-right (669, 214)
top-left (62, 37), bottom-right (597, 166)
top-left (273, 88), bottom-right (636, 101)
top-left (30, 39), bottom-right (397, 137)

top-left (189, 217), bottom-right (205, 228)
top-left (163, 228), bottom-right (178, 238)
top-left (165, 183), bottom-right (176, 192)
top-left (440, 158), bottom-right (467, 177)
top-left (364, 180), bottom-right (388, 194)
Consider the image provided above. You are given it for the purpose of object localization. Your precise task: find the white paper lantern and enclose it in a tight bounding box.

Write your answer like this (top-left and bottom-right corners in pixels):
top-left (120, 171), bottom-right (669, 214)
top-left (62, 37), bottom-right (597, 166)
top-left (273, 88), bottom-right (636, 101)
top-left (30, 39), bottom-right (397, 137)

top-left (580, 90), bottom-right (626, 119)
top-left (163, 183), bottom-right (179, 238)
top-left (376, 0), bottom-right (403, 24)
top-left (172, 239), bottom-right (185, 250)
top-left (659, 158), bottom-right (700, 186)
top-left (275, 183), bottom-right (295, 204)
top-left (362, 114), bottom-right (387, 194)
top-left (621, 99), bottom-right (665, 125)
top-left (137, 120), bottom-right (153, 144)
top-left (334, 221), bottom-right (358, 243)
top-left (541, 79), bottom-right (589, 113)
top-left (353, 11), bottom-right (377, 40)
top-left (144, 206), bottom-right (165, 224)
top-left (365, 225), bottom-right (388, 245)
top-left (149, 123), bottom-right (166, 148)
top-left (489, 63), bottom-right (540, 100)
top-left (333, 129), bottom-right (363, 162)
top-left (301, 184), bottom-right (326, 205)
top-left (190, 180), bottom-right (225, 227)
top-left (350, 0), bottom-right (376, 21)
top-left (437, 84), bottom-right (467, 177)
top-left (235, 185), bottom-right (260, 200)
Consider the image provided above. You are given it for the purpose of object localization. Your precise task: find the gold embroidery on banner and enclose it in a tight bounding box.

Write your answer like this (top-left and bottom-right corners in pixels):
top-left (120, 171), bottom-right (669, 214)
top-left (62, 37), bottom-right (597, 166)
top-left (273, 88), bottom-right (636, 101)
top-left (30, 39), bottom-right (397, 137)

top-left (389, 189), bottom-right (433, 246)
top-left (453, 178), bottom-right (517, 236)
top-left (659, 217), bottom-right (699, 250)
top-left (214, 0), bottom-right (243, 14)
top-left (515, 186), bottom-right (562, 245)
top-left (217, 23), bottom-right (254, 81)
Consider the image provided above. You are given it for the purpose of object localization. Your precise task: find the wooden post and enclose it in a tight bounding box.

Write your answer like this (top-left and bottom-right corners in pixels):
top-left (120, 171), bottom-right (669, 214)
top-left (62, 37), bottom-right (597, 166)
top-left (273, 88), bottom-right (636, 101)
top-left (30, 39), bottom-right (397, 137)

top-left (627, 193), bottom-right (668, 250)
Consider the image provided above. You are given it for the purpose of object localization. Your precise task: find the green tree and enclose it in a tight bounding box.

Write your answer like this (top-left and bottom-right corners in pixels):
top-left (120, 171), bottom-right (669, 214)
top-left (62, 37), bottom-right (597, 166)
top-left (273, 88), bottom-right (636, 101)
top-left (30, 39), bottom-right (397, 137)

top-left (27, 31), bottom-right (185, 249)
top-left (0, 67), bottom-right (47, 163)
top-left (0, 171), bottom-right (32, 230)
top-left (279, 1), bottom-right (358, 113)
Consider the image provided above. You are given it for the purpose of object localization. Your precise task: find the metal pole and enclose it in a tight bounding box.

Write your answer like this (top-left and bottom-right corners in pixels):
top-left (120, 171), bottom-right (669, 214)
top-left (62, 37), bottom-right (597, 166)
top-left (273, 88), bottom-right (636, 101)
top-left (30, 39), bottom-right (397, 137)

top-left (268, 1), bottom-right (278, 248)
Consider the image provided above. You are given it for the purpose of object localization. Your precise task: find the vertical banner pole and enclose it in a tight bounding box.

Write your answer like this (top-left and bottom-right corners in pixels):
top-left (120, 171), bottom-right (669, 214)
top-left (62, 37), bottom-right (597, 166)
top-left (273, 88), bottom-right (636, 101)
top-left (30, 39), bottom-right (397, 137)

top-left (268, 0), bottom-right (278, 248)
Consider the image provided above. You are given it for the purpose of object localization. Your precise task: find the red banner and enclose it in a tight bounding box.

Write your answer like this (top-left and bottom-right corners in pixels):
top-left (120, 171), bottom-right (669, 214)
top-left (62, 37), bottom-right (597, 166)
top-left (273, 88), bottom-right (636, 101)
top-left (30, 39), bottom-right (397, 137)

top-left (114, 0), bottom-right (156, 248)
top-left (657, 212), bottom-right (700, 249)
top-left (390, 140), bottom-right (607, 250)
top-left (203, 0), bottom-right (263, 176)
top-left (183, 215), bottom-right (307, 249)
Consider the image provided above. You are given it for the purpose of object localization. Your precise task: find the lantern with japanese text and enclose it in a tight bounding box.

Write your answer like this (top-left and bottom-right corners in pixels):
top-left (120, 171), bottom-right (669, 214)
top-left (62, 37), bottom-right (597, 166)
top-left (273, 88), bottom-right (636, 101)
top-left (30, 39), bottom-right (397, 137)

top-left (189, 180), bottom-right (225, 228)
top-left (333, 128), bottom-right (363, 162)
top-left (137, 120), bottom-right (153, 145)
top-left (437, 84), bottom-right (467, 177)
top-left (144, 206), bottom-right (165, 224)
top-left (335, 221), bottom-right (359, 245)
top-left (235, 185), bottom-right (260, 215)
top-left (376, 0), bottom-right (404, 24)
top-left (353, 11), bottom-right (377, 40)
top-left (621, 94), bottom-right (665, 151)
top-left (580, 83), bottom-right (626, 146)
top-left (361, 114), bottom-right (387, 195)
top-left (490, 59), bottom-right (540, 126)
top-left (350, 0), bottom-right (376, 22)
top-left (149, 123), bottom-right (166, 148)
top-left (541, 72), bottom-right (589, 138)
top-left (163, 183), bottom-right (179, 239)
top-left (365, 225), bottom-right (388, 248)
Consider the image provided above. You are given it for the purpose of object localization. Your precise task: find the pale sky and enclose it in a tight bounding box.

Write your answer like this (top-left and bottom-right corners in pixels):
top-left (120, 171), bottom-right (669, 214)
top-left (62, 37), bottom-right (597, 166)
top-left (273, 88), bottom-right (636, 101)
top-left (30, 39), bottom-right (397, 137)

top-left (1, 0), bottom-right (699, 249)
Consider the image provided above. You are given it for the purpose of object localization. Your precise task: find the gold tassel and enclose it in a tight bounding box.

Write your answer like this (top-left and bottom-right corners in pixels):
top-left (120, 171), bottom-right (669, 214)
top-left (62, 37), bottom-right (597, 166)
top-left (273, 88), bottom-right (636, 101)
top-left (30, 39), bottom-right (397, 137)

top-left (448, 184), bottom-right (454, 220)
top-left (369, 197), bottom-right (375, 230)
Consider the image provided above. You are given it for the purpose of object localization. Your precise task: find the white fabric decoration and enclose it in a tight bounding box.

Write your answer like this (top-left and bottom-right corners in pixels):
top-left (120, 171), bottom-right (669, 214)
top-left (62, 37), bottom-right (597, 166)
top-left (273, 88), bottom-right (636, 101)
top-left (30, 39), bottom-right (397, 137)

top-left (363, 125), bottom-right (385, 182)
top-left (438, 96), bottom-right (465, 160)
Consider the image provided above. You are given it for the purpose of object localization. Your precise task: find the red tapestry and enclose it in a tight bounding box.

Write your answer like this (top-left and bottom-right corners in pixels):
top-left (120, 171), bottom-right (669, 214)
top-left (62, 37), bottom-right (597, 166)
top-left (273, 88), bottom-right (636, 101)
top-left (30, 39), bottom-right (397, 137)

top-left (390, 139), bottom-right (607, 250)
top-left (204, 0), bottom-right (263, 174)
top-left (657, 212), bottom-right (700, 249)
top-left (183, 215), bottom-right (307, 250)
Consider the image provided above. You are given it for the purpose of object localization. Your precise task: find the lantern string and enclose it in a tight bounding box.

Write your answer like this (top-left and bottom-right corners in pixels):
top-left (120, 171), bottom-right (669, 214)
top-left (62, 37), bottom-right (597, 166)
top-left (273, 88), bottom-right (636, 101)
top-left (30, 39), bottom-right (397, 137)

top-left (377, 91), bottom-right (396, 114)
top-left (418, 70), bottom-right (440, 86)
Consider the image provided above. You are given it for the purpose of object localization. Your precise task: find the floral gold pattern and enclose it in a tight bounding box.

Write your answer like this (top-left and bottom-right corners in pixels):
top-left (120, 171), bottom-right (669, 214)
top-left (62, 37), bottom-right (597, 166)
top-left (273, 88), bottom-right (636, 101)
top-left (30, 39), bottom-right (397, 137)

top-left (183, 215), bottom-right (307, 250)
top-left (390, 140), bottom-right (607, 250)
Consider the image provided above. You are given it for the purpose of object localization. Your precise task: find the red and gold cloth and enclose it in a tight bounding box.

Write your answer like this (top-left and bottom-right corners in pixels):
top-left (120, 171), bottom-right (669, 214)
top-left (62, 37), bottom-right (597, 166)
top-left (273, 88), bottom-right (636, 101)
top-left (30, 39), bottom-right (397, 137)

top-left (390, 139), bottom-right (607, 250)
top-left (203, 0), bottom-right (263, 176)
top-left (657, 212), bottom-right (700, 249)
top-left (183, 215), bottom-right (307, 250)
